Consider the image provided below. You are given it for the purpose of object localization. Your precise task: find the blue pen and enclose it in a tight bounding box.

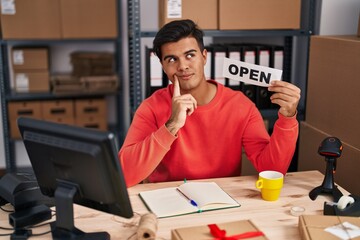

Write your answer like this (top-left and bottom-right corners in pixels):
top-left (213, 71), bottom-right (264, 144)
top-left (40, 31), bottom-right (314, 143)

top-left (176, 188), bottom-right (198, 207)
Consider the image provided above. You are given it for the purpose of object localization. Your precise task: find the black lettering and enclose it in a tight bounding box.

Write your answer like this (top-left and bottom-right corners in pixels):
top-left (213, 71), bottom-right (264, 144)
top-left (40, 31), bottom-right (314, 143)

top-left (239, 67), bottom-right (249, 77)
top-left (249, 69), bottom-right (259, 81)
top-left (228, 64), bottom-right (238, 75)
top-left (260, 72), bottom-right (271, 84)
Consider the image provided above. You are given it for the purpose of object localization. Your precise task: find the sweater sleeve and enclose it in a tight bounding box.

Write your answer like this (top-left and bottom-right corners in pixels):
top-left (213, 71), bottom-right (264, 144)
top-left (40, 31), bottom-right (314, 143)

top-left (118, 103), bottom-right (177, 187)
top-left (243, 109), bottom-right (299, 175)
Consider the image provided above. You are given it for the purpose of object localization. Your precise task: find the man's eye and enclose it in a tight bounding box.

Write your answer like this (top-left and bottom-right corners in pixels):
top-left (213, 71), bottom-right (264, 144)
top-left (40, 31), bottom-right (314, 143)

top-left (168, 57), bottom-right (175, 63)
top-left (186, 54), bottom-right (194, 59)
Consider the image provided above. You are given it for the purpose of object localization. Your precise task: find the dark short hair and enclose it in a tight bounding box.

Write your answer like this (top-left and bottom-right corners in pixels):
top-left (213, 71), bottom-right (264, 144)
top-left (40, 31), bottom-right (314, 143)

top-left (153, 19), bottom-right (204, 61)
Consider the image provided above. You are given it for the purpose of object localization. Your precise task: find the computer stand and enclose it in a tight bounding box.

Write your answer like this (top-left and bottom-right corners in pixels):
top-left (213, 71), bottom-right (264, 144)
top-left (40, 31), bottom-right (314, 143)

top-left (309, 157), bottom-right (343, 202)
top-left (51, 182), bottom-right (110, 240)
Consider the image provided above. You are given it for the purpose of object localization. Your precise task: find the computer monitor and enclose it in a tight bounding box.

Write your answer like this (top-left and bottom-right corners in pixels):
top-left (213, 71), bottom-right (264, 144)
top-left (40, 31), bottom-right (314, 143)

top-left (17, 117), bottom-right (133, 240)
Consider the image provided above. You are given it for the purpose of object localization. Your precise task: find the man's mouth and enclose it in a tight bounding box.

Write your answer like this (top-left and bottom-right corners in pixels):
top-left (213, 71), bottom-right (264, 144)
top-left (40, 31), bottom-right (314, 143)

top-left (178, 74), bottom-right (193, 80)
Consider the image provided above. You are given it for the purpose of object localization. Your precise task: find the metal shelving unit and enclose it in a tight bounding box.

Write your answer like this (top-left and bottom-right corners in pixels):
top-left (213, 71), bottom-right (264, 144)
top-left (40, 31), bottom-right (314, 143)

top-left (127, 0), bottom-right (317, 112)
top-left (0, 0), bottom-right (129, 172)
top-left (126, 0), bottom-right (318, 172)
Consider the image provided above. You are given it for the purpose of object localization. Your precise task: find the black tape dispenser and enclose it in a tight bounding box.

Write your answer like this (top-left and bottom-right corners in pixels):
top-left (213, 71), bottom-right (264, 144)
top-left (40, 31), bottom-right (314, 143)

top-left (324, 195), bottom-right (360, 217)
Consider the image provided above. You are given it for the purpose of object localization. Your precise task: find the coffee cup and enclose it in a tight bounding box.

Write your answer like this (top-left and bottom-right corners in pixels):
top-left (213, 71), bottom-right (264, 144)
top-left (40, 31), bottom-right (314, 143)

top-left (256, 170), bottom-right (284, 201)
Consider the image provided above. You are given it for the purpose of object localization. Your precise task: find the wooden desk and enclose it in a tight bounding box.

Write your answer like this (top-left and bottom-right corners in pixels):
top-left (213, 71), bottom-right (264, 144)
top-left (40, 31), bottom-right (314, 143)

top-left (0, 170), bottom-right (348, 239)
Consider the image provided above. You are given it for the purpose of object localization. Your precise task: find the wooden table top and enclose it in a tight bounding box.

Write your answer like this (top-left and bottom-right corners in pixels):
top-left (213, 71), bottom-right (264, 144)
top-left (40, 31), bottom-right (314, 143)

top-left (0, 170), bottom-right (347, 239)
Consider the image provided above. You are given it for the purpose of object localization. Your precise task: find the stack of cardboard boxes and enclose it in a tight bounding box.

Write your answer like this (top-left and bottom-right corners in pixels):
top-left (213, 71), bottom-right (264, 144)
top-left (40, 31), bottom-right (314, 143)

top-left (11, 48), bottom-right (50, 93)
top-left (298, 17), bottom-right (360, 196)
top-left (8, 98), bottom-right (107, 139)
top-left (0, 0), bottom-right (117, 39)
top-left (1, 0), bottom-right (116, 138)
top-left (158, 0), bottom-right (301, 30)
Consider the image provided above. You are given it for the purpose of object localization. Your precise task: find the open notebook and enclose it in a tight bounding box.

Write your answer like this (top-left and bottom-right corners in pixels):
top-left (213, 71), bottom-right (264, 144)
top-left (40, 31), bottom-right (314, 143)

top-left (139, 181), bottom-right (240, 218)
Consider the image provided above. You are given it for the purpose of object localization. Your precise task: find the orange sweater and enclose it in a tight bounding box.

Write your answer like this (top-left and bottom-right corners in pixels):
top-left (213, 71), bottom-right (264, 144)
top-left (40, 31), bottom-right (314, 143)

top-left (119, 81), bottom-right (298, 187)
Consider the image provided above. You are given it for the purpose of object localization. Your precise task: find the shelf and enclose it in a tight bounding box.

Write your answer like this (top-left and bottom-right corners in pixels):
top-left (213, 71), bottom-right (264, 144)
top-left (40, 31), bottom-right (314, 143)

top-left (0, 38), bottom-right (118, 46)
top-left (141, 29), bottom-right (311, 38)
top-left (5, 91), bottom-right (118, 102)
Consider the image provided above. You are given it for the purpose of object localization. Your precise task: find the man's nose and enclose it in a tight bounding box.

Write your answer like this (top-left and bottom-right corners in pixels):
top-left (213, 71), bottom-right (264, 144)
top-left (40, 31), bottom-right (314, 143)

top-left (177, 58), bottom-right (189, 71)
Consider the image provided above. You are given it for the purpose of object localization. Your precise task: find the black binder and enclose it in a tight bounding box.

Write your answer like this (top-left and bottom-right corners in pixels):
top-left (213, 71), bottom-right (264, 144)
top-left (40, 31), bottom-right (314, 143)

top-left (210, 44), bottom-right (228, 86)
top-left (226, 45), bottom-right (242, 91)
top-left (254, 45), bottom-right (272, 110)
top-left (240, 45), bottom-right (257, 103)
top-left (145, 47), bottom-right (168, 97)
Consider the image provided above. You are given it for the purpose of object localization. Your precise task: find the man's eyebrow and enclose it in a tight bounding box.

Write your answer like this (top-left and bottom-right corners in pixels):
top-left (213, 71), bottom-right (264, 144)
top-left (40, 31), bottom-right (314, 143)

top-left (163, 49), bottom-right (197, 61)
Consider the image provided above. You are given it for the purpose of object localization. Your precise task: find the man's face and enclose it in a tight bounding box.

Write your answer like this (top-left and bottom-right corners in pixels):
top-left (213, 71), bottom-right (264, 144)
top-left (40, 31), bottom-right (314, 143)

top-left (160, 37), bottom-right (207, 94)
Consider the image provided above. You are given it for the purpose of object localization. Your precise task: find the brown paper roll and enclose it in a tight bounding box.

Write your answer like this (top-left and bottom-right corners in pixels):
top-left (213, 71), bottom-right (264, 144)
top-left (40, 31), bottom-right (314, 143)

top-left (137, 213), bottom-right (158, 240)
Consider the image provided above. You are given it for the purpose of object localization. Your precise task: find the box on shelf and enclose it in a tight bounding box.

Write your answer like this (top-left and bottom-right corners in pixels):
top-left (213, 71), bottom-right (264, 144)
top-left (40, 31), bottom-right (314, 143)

top-left (14, 71), bottom-right (50, 93)
top-left (0, 0), bottom-right (61, 39)
top-left (45, 116), bottom-right (75, 126)
top-left (11, 48), bottom-right (49, 71)
top-left (80, 75), bottom-right (119, 93)
top-left (298, 215), bottom-right (360, 240)
top-left (298, 121), bottom-right (360, 196)
top-left (71, 52), bottom-right (115, 76)
top-left (306, 35), bottom-right (360, 149)
top-left (74, 98), bottom-right (107, 118)
top-left (41, 100), bottom-right (74, 120)
top-left (75, 116), bottom-right (107, 131)
top-left (60, 0), bottom-right (117, 38)
top-left (171, 220), bottom-right (268, 240)
top-left (158, 0), bottom-right (217, 30)
top-left (7, 101), bottom-right (43, 139)
top-left (51, 74), bottom-right (85, 94)
top-left (218, 0), bottom-right (301, 30)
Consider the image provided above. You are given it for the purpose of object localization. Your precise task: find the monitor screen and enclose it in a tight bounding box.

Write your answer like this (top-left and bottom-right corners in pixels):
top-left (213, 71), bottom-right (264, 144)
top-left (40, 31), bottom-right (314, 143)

top-left (18, 117), bottom-right (133, 239)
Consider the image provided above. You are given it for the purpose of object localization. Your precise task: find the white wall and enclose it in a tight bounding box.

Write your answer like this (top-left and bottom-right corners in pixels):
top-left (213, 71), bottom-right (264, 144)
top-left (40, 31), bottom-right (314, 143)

top-left (0, 0), bottom-right (359, 169)
top-left (319, 0), bottom-right (360, 35)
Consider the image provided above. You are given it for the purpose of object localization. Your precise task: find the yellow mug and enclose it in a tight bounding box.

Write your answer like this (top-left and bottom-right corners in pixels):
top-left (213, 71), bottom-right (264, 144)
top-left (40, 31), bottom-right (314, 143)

top-left (256, 170), bottom-right (284, 201)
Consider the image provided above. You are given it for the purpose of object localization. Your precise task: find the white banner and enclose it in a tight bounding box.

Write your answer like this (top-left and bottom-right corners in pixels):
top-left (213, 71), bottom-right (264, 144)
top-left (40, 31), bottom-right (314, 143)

top-left (222, 57), bottom-right (283, 87)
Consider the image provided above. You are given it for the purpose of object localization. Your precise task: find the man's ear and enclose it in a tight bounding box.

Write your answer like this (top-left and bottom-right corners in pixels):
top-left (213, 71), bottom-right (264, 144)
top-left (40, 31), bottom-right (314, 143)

top-left (202, 48), bottom-right (208, 65)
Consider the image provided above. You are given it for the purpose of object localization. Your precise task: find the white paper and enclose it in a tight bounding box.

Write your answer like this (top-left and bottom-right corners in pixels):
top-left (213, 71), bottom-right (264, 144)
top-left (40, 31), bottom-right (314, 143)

top-left (222, 57), bottom-right (283, 87)
top-left (1, 0), bottom-right (15, 15)
top-left (13, 50), bottom-right (24, 65)
top-left (167, 0), bottom-right (181, 18)
top-left (15, 73), bottom-right (29, 92)
top-left (325, 221), bottom-right (360, 240)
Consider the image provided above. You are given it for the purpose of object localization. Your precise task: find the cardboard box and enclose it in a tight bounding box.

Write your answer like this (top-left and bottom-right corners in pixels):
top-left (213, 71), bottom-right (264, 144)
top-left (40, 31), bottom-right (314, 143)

top-left (45, 116), bottom-right (75, 126)
top-left (159, 0), bottom-right (218, 30)
top-left (0, 0), bottom-right (61, 39)
top-left (298, 215), bottom-right (360, 240)
top-left (8, 101), bottom-right (43, 139)
top-left (306, 35), bottom-right (360, 149)
top-left (171, 220), bottom-right (268, 240)
top-left (219, 0), bottom-right (301, 30)
top-left (60, 0), bottom-right (117, 38)
top-left (71, 52), bottom-right (115, 76)
top-left (74, 98), bottom-right (107, 118)
top-left (51, 74), bottom-right (84, 94)
top-left (298, 121), bottom-right (360, 196)
top-left (41, 100), bottom-right (74, 120)
top-left (75, 116), bottom-right (107, 131)
top-left (14, 71), bottom-right (50, 93)
top-left (80, 75), bottom-right (119, 93)
top-left (11, 48), bottom-right (49, 71)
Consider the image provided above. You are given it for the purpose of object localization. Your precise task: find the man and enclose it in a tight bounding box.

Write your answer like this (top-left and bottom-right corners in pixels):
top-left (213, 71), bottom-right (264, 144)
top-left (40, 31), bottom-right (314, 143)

top-left (119, 19), bottom-right (300, 187)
